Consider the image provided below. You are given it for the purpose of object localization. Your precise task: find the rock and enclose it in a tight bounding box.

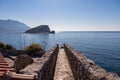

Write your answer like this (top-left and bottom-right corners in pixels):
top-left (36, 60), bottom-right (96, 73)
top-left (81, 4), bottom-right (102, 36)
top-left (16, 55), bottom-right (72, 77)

top-left (14, 54), bottom-right (34, 73)
top-left (33, 51), bottom-right (45, 57)
top-left (0, 48), bottom-right (19, 56)
top-left (50, 30), bottom-right (55, 34)
top-left (25, 25), bottom-right (50, 33)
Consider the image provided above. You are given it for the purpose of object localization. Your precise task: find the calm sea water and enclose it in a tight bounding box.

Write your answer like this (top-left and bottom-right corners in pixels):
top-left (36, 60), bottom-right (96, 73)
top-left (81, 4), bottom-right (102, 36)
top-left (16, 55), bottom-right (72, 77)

top-left (0, 31), bottom-right (120, 76)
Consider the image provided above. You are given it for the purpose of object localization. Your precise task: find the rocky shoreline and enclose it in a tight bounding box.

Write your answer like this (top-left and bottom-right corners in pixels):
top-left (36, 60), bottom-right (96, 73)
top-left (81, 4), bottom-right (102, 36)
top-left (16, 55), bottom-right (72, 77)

top-left (1, 44), bottom-right (120, 80)
top-left (4, 56), bottom-right (43, 75)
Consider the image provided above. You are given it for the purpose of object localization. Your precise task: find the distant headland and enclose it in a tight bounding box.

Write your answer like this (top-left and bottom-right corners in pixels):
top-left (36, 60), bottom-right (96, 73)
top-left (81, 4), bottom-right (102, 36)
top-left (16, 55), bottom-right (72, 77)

top-left (0, 19), bottom-right (30, 33)
top-left (0, 19), bottom-right (55, 34)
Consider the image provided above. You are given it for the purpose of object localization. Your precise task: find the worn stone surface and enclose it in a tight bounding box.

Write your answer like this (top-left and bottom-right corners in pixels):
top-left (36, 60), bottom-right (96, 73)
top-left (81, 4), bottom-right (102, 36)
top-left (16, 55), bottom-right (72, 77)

top-left (4, 57), bottom-right (14, 67)
top-left (33, 51), bottom-right (45, 57)
top-left (38, 44), bottom-right (59, 80)
top-left (4, 44), bottom-right (120, 80)
top-left (64, 44), bottom-right (120, 80)
top-left (20, 44), bottom-right (59, 80)
top-left (20, 57), bottom-right (46, 75)
top-left (54, 48), bottom-right (74, 80)
top-left (14, 54), bottom-right (34, 73)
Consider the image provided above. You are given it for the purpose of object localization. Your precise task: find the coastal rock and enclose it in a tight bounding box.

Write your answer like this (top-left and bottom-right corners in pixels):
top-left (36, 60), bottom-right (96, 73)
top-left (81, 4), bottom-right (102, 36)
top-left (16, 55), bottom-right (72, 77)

top-left (64, 44), bottom-right (120, 80)
top-left (14, 54), bottom-right (34, 73)
top-left (50, 30), bottom-right (55, 34)
top-left (33, 51), bottom-right (45, 57)
top-left (25, 25), bottom-right (50, 33)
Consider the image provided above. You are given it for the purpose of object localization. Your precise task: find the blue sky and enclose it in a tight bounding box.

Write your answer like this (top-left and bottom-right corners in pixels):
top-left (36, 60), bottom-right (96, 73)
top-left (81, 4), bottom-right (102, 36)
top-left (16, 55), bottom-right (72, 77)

top-left (0, 0), bottom-right (120, 31)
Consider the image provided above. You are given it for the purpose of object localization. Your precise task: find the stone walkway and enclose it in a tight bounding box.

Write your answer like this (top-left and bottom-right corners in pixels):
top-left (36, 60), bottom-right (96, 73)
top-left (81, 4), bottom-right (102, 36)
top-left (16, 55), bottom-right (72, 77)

top-left (54, 48), bottom-right (74, 80)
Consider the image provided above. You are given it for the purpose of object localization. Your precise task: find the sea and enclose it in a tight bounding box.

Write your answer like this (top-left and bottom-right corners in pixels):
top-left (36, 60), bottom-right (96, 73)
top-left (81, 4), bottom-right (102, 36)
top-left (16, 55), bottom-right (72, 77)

top-left (0, 31), bottom-right (120, 76)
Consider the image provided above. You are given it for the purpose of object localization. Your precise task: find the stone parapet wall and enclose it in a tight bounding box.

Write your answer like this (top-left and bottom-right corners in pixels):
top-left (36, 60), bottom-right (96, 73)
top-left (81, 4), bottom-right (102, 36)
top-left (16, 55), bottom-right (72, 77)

top-left (38, 44), bottom-right (59, 80)
top-left (64, 44), bottom-right (120, 80)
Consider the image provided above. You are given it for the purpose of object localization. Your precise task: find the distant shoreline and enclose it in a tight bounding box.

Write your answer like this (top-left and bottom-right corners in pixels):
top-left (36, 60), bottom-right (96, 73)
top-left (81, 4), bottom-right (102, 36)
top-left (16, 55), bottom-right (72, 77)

top-left (0, 31), bottom-right (120, 34)
top-left (58, 31), bottom-right (120, 33)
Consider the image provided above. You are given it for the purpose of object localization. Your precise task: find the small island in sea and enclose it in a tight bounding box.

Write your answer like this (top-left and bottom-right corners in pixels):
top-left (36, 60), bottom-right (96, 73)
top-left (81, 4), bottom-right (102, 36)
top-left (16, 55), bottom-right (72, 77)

top-left (25, 25), bottom-right (55, 34)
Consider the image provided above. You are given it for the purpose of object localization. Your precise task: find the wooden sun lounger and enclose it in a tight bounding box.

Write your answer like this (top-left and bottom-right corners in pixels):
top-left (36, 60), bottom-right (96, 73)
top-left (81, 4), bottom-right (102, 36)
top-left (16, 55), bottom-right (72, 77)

top-left (0, 58), bottom-right (4, 59)
top-left (0, 53), bottom-right (38, 80)
top-left (0, 56), bottom-right (3, 57)
top-left (0, 71), bottom-right (6, 74)
top-left (0, 57), bottom-right (5, 59)
top-left (0, 71), bottom-right (6, 78)
top-left (0, 53), bottom-right (16, 79)
top-left (0, 59), bottom-right (6, 60)
top-left (0, 68), bottom-right (15, 72)
top-left (0, 73), bottom-right (6, 78)
top-left (10, 76), bottom-right (37, 80)
top-left (0, 61), bottom-right (7, 63)
top-left (0, 59), bottom-right (5, 61)
top-left (0, 65), bottom-right (13, 68)
top-left (0, 55), bottom-right (4, 58)
top-left (0, 58), bottom-right (4, 60)
top-left (10, 73), bottom-right (37, 80)
top-left (0, 63), bottom-right (9, 66)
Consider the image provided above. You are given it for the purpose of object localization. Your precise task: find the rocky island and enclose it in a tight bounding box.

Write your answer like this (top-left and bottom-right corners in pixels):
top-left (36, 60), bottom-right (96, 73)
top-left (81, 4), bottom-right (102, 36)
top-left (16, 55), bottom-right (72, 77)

top-left (25, 25), bottom-right (55, 34)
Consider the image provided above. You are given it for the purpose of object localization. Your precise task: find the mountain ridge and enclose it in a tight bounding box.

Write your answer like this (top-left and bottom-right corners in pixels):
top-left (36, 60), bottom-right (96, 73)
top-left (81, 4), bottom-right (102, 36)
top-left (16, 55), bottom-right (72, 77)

top-left (0, 19), bottom-right (30, 33)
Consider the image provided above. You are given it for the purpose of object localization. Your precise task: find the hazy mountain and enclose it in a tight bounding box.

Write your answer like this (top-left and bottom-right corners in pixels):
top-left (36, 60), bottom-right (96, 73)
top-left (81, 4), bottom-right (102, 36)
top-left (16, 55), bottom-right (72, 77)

top-left (0, 19), bottom-right (30, 33)
top-left (25, 25), bottom-right (50, 33)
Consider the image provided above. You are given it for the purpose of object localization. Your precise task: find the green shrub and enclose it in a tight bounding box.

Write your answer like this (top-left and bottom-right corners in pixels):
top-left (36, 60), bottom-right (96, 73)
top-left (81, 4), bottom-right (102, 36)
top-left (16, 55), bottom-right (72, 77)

top-left (4, 44), bottom-right (14, 50)
top-left (0, 42), bottom-right (5, 48)
top-left (25, 43), bottom-right (45, 56)
top-left (0, 42), bottom-right (15, 50)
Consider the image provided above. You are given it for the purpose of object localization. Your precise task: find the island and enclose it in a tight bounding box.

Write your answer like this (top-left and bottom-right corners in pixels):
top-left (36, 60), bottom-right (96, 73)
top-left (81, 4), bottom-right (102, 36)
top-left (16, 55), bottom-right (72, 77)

top-left (25, 25), bottom-right (55, 34)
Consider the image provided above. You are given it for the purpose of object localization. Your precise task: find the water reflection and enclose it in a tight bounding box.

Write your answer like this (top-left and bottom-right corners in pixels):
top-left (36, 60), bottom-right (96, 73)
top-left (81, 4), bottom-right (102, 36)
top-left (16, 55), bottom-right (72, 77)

top-left (0, 33), bottom-right (50, 51)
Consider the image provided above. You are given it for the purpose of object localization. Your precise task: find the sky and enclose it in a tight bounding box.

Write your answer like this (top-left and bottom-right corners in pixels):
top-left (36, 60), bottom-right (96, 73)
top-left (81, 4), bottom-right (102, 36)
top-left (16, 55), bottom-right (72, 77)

top-left (0, 0), bottom-right (120, 31)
